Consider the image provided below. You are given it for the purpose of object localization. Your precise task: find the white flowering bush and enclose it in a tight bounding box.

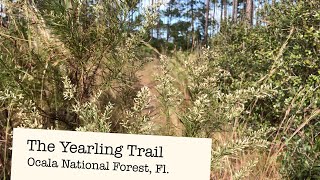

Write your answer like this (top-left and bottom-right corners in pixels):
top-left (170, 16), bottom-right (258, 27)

top-left (73, 91), bottom-right (114, 133)
top-left (0, 89), bottom-right (43, 129)
top-left (153, 49), bottom-right (278, 179)
top-left (155, 55), bottom-right (182, 134)
top-left (121, 86), bottom-right (158, 135)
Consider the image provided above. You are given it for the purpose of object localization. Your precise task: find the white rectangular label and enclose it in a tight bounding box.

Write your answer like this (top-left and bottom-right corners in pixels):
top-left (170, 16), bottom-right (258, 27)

top-left (11, 128), bottom-right (212, 180)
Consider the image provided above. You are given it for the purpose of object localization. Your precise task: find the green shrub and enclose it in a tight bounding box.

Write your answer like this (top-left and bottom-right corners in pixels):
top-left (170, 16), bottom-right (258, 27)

top-left (0, 0), bottom-right (159, 178)
top-left (210, 1), bottom-right (320, 178)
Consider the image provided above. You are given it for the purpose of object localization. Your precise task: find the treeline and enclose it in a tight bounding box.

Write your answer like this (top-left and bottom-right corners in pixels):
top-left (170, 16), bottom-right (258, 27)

top-left (128, 0), bottom-right (282, 50)
top-left (0, 0), bottom-right (293, 50)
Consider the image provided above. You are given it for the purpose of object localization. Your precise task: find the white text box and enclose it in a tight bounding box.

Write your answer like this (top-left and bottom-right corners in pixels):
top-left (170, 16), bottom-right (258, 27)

top-left (11, 128), bottom-right (212, 180)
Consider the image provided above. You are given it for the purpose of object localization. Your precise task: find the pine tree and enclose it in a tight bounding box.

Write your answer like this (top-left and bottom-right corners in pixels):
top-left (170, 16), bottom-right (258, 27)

top-left (246, 0), bottom-right (253, 25)
top-left (232, 0), bottom-right (238, 23)
top-left (204, 0), bottom-right (210, 45)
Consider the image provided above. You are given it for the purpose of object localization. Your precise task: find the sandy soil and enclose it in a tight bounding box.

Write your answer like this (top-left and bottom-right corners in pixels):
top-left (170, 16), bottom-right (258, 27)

top-left (135, 60), bottom-right (184, 135)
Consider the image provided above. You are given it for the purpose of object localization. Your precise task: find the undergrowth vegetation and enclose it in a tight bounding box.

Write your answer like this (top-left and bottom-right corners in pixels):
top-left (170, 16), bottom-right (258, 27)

top-left (209, 1), bottom-right (320, 178)
top-left (0, 0), bottom-right (319, 179)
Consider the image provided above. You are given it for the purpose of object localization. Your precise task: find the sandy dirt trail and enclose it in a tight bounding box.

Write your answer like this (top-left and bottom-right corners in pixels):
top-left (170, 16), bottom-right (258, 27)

top-left (135, 60), bottom-right (184, 135)
top-left (135, 60), bottom-right (163, 124)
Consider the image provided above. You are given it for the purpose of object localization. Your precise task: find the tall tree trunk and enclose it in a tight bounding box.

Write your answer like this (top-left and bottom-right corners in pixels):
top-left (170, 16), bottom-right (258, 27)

top-left (220, 0), bottom-right (223, 32)
top-left (167, 2), bottom-right (171, 42)
top-left (223, 0), bottom-right (227, 21)
top-left (155, 0), bottom-right (161, 39)
top-left (212, 0), bottom-right (216, 35)
top-left (157, 7), bottom-right (160, 38)
top-left (191, 0), bottom-right (195, 49)
top-left (232, 0), bottom-right (238, 23)
top-left (204, 0), bottom-right (210, 45)
top-left (150, 0), bottom-right (154, 38)
top-left (246, 0), bottom-right (253, 26)
top-left (186, 3), bottom-right (190, 50)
